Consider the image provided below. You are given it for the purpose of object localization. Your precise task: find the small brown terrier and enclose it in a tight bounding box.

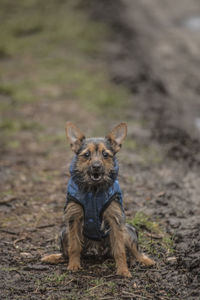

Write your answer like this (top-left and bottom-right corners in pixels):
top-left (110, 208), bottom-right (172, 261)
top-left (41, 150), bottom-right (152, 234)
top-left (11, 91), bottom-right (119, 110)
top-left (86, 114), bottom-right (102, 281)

top-left (42, 122), bottom-right (155, 277)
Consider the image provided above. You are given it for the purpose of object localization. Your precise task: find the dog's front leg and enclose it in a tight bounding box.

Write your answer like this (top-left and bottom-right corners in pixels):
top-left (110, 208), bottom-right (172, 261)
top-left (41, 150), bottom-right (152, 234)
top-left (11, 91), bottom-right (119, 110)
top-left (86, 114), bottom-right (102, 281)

top-left (65, 202), bottom-right (83, 271)
top-left (103, 201), bottom-right (131, 277)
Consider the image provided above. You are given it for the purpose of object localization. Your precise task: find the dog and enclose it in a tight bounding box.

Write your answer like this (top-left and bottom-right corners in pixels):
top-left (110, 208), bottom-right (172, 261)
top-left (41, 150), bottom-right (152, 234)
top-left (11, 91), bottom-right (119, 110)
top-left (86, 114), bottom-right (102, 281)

top-left (41, 122), bottom-right (155, 277)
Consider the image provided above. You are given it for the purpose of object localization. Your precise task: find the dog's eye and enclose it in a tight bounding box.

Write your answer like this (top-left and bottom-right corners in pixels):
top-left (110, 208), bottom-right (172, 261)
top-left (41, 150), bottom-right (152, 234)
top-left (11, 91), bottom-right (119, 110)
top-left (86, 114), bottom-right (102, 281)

top-left (102, 151), bottom-right (109, 158)
top-left (84, 151), bottom-right (90, 158)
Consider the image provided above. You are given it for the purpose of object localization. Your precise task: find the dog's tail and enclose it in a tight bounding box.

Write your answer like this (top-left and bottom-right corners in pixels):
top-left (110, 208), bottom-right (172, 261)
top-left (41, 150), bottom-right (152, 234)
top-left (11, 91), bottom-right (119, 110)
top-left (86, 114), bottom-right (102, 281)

top-left (41, 253), bottom-right (65, 264)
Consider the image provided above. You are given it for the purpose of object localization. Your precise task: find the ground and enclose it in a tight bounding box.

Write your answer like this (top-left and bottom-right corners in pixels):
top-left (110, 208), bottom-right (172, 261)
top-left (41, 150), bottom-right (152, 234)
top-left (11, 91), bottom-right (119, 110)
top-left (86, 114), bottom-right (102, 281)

top-left (0, 0), bottom-right (200, 299)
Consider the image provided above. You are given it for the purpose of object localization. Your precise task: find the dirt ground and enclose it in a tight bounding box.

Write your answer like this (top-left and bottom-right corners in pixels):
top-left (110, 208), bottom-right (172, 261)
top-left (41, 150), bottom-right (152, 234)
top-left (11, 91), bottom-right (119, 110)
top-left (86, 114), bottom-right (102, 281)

top-left (0, 0), bottom-right (200, 299)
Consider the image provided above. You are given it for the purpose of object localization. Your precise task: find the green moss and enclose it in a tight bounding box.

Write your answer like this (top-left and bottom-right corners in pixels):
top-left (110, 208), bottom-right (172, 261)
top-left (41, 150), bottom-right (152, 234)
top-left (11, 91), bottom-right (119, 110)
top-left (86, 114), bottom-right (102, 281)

top-left (162, 235), bottom-right (174, 253)
top-left (0, 46), bottom-right (10, 58)
top-left (7, 140), bottom-right (21, 149)
top-left (1, 267), bottom-right (19, 272)
top-left (13, 23), bottom-right (44, 37)
top-left (0, 84), bottom-right (13, 96)
top-left (0, 119), bottom-right (43, 133)
top-left (73, 72), bottom-right (129, 115)
top-left (45, 273), bottom-right (70, 283)
top-left (0, 190), bottom-right (15, 197)
top-left (128, 212), bottom-right (174, 255)
top-left (0, 0), bottom-right (107, 56)
top-left (129, 212), bottom-right (160, 233)
top-left (0, 0), bottom-right (130, 120)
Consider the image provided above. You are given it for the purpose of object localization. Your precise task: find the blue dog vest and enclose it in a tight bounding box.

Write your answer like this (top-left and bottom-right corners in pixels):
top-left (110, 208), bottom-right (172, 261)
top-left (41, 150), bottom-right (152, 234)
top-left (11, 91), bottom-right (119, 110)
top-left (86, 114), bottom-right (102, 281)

top-left (66, 157), bottom-right (123, 241)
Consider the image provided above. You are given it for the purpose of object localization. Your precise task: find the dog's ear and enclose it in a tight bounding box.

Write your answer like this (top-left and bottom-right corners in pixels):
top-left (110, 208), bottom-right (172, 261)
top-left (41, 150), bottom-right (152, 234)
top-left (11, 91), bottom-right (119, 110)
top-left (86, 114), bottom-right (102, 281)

top-left (106, 123), bottom-right (127, 153)
top-left (65, 122), bottom-right (85, 153)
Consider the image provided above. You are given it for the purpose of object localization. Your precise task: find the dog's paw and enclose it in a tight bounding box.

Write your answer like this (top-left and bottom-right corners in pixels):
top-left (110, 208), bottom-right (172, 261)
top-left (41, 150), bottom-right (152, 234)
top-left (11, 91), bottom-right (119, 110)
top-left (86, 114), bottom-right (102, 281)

top-left (116, 268), bottom-right (132, 278)
top-left (41, 253), bottom-right (64, 264)
top-left (67, 262), bottom-right (81, 271)
top-left (140, 254), bottom-right (155, 266)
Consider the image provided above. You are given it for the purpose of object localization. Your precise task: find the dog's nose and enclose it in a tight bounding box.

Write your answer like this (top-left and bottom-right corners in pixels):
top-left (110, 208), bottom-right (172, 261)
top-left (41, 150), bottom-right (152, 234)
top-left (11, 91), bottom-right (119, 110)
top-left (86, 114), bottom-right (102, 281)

top-left (92, 162), bottom-right (102, 171)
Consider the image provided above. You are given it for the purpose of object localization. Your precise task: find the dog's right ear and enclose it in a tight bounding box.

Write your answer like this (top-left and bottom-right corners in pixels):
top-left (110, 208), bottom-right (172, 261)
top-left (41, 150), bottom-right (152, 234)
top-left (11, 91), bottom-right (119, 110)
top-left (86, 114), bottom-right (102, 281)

top-left (65, 122), bottom-right (85, 153)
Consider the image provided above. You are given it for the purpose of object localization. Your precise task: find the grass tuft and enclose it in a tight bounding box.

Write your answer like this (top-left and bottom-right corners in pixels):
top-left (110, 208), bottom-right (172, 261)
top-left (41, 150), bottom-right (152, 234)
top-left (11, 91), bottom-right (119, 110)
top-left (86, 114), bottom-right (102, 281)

top-left (128, 212), bottom-right (174, 255)
top-left (128, 212), bottom-right (160, 233)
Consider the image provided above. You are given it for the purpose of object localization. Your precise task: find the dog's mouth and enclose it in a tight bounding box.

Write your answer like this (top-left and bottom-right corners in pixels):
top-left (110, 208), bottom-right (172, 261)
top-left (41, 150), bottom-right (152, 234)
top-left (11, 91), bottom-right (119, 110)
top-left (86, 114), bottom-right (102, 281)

top-left (90, 173), bottom-right (103, 182)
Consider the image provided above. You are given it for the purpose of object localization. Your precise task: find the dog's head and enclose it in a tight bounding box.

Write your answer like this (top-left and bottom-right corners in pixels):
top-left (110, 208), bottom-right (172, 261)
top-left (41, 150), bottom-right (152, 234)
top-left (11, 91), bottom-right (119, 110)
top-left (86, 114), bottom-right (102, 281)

top-left (65, 122), bottom-right (127, 190)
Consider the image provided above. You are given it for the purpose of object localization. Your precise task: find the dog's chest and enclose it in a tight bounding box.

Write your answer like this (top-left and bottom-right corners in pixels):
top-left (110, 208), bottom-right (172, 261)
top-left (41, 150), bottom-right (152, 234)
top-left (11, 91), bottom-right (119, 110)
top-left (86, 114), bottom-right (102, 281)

top-left (67, 178), bottom-right (123, 241)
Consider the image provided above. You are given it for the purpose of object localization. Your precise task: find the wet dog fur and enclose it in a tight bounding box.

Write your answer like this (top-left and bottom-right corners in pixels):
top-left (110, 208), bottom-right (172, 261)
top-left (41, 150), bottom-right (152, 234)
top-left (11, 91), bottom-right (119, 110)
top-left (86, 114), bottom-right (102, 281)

top-left (41, 122), bottom-right (155, 277)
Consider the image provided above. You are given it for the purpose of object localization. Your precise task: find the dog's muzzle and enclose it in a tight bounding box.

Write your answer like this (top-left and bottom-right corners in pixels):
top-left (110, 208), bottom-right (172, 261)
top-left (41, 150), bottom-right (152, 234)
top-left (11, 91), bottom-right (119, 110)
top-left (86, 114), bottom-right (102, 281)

top-left (90, 162), bottom-right (104, 182)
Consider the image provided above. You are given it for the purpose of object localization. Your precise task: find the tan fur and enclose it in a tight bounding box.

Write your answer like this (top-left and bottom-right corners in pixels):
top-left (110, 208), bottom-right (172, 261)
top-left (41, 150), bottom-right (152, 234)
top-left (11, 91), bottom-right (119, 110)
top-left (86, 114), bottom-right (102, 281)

top-left (106, 123), bottom-right (127, 153)
top-left (103, 201), bottom-right (131, 277)
top-left (65, 122), bottom-right (85, 153)
top-left (41, 253), bottom-right (64, 264)
top-left (41, 122), bottom-right (155, 277)
top-left (42, 201), bottom-right (154, 276)
top-left (76, 143), bottom-right (96, 171)
top-left (123, 227), bottom-right (155, 266)
top-left (65, 202), bottom-right (84, 271)
top-left (98, 142), bottom-right (113, 157)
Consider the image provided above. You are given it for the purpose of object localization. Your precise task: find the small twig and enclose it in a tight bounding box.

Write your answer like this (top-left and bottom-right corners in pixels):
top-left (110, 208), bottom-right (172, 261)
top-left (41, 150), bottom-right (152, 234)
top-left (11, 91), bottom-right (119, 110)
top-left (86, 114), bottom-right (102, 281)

top-left (36, 224), bottom-right (55, 229)
top-left (122, 290), bottom-right (152, 299)
top-left (65, 279), bottom-right (74, 286)
top-left (0, 196), bottom-right (17, 206)
top-left (104, 274), bottom-right (115, 278)
top-left (87, 282), bottom-right (106, 292)
top-left (13, 234), bottom-right (28, 249)
top-left (45, 238), bottom-right (55, 243)
top-left (26, 228), bottom-right (37, 233)
top-left (0, 229), bottom-right (18, 235)
top-left (145, 232), bottom-right (163, 239)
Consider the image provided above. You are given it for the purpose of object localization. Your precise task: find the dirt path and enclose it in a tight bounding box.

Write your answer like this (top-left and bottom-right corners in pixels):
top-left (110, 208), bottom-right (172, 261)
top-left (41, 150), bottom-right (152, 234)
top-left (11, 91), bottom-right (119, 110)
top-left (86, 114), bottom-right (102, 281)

top-left (91, 0), bottom-right (200, 298)
top-left (0, 0), bottom-right (200, 299)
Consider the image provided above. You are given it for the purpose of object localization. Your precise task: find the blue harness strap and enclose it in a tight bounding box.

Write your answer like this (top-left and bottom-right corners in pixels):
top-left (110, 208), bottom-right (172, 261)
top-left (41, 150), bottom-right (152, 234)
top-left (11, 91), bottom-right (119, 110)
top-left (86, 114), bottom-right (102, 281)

top-left (66, 157), bottom-right (123, 241)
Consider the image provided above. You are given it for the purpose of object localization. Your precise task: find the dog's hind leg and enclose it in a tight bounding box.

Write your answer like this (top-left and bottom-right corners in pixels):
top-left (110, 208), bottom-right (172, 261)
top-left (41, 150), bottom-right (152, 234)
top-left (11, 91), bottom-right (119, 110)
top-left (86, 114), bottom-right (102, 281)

top-left (124, 224), bottom-right (155, 266)
top-left (41, 227), bottom-right (68, 264)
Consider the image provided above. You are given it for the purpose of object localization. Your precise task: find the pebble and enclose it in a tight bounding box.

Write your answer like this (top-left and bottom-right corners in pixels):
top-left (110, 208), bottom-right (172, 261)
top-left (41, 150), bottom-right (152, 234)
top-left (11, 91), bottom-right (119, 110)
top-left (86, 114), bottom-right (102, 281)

top-left (166, 257), bottom-right (177, 265)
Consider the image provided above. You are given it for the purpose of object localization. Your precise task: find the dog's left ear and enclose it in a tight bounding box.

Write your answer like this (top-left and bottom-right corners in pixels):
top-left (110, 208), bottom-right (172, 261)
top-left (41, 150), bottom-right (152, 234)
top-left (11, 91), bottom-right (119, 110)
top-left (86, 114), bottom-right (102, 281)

top-left (106, 122), bottom-right (127, 153)
top-left (65, 122), bottom-right (85, 153)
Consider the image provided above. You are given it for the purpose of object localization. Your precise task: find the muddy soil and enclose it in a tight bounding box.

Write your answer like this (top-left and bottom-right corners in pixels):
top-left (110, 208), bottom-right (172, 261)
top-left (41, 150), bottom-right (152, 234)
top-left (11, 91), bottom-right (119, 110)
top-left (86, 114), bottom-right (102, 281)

top-left (0, 0), bottom-right (200, 299)
top-left (90, 0), bottom-right (200, 298)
